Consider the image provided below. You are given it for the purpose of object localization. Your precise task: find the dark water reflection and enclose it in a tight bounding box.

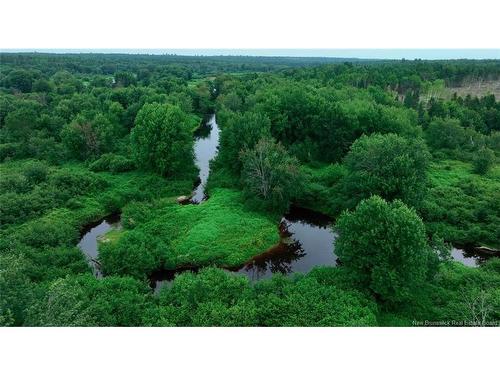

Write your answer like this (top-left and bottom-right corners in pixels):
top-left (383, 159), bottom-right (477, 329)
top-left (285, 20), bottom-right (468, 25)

top-left (191, 114), bottom-right (220, 203)
top-left (233, 206), bottom-right (338, 281)
top-left (151, 206), bottom-right (339, 291)
top-left (77, 213), bottom-right (121, 277)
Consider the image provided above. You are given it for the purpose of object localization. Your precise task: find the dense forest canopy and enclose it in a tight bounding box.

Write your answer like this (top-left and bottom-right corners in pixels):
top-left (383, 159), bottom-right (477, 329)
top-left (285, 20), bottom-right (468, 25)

top-left (0, 53), bottom-right (499, 327)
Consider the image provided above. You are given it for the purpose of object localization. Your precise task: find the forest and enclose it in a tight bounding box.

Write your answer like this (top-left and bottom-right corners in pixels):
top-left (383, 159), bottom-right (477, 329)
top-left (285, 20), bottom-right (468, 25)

top-left (0, 52), bottom-right (499, 327)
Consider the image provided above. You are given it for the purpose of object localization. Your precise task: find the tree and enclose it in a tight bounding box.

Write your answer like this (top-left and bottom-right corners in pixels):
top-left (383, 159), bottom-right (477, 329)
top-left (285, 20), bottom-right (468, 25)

top-left (425, 118), bottom-right (466, 151)
top-left (218, 111), bottom-right (272, 172)
top-left (114, 71), bottom-right (137, 87)
top-left (3, 101), bottom-right (41, 141)
top-left (342, 133), bottom-right (430, 209)
top-left (240, 138), bottom-right (301, 210)
top-left (32, 78), bottom-right (54, 93)
top-left (61, 114), bottom-right (117, 160)
top-left (4, 69), bottom-right (33, 93)
top-left (472, 147), bottom-right (495, 175)
top-left (131, 103), bottom-right (195, 177)
top-left (335, 196), bottom-right (435, 303)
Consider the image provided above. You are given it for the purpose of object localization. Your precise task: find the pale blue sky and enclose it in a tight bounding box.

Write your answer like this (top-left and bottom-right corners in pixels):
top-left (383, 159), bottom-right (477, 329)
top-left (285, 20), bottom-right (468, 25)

top-left (2, 49), bottom-right (499, 60)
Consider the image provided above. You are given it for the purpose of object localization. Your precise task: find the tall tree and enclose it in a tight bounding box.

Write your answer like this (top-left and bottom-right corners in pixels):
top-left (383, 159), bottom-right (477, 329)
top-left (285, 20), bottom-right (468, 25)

top-left (218, 111), bottom-right (272, 172)
top-left (131, 103), bottom-right (195, 177)
top-left (342, 133), bottom-right (430, 209)
top-left (240, 138), bottom-right (301, 210)
top-left (336, 196), bottom-right (436, 303)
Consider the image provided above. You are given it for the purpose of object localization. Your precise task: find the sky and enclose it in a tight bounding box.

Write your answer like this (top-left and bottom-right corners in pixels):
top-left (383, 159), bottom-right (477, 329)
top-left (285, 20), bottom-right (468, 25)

top-left (2, 49), bottom-right (500, 60)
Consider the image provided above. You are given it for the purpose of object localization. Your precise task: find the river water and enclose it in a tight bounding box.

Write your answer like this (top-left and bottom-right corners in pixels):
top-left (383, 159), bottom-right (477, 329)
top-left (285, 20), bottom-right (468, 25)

top-left (76, 113), bottom-right (497, 291)
top-left (191, 114), bottom-right (220, 203)
top-left (233, 206), bottom-right (338, 281)
top-left (77, 213), bottom-right (121, 277)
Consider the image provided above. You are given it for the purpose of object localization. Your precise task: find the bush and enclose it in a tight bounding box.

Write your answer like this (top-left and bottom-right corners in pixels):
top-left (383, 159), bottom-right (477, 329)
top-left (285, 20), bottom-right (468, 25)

top-left (89, 153), bottom-right (135, 173)
top-left (253, 274), bottom-right (377, 326)
top-left (0, 254), bottom-right (33, 326)
top-left (473, 147), bottom-right (495, 175)
top-left (22, 160), bottom-right (49, 184)
top-left (99, 231), bottom-right (161, 279)
top-left (25, 274), bottom-right (152, 326)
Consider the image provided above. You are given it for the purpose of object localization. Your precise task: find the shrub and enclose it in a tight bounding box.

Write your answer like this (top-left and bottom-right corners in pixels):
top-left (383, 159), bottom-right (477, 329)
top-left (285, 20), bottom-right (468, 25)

top-left (473, 147), bottom-right (495, 175)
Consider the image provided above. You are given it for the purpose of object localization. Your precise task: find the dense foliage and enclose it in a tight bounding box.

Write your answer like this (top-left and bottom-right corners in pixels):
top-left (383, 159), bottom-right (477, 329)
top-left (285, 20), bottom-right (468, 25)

top-left (1, 53), bottom-right (498, 327)
top-left (336, 196), bottom-right (437, 303)
top-left (341, 133), bottom-right (430, 209)
top-left (131, 103), bottom-right (197, 177)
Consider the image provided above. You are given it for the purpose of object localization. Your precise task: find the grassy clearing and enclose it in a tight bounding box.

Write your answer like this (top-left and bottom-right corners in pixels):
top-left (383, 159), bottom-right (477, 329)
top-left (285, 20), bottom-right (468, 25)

top-left (99, 188), bottom-right (281, 278)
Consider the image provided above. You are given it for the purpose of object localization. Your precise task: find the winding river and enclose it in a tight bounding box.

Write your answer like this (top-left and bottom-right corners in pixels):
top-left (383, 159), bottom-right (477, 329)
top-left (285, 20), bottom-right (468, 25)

top-left (77, 113), bottom-right (498, 290)
top-left (191, 114), bottom-right (220, 203)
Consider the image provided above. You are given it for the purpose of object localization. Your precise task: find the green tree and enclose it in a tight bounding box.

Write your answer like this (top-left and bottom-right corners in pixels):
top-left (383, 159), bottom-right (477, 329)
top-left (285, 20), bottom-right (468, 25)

top-left (218, 111), bottom-right (272, 172)
top-left (3, 101), bottom-right (41, 141)
top-left (32, 78), bottom-right (54, 93)
top-left (472, 147), bottom-right (495, 175)
top-left (342, 133), bottom-right (430, 209)
top-left (336, 196), bottom-right (435, 303)
top-left (425, 118), bottom-right (467, 151)
top-left (240, 138), bottom-right (301, 210)
top-left (114, 71), bottom-right (137, 87)
top-left (131, 104), bottom-right (195, 177)
top-left (61, 114), bottom-right (120, 160)
top-left (4, 69), bottom-right (33, 92)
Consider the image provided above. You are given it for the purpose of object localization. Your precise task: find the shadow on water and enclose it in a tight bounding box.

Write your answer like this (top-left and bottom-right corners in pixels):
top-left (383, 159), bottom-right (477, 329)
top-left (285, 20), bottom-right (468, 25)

top-left (151, 206), bottom-right (339, 292)
top-left (232, 206), bottom-right (339, 282)
top-left (78, 213), bottom-right (121, 277)
top-left (190, 114), bottom-right (220, 204)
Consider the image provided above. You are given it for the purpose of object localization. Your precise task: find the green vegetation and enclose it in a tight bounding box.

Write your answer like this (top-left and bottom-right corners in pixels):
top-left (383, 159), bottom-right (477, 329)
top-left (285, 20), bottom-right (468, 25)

top-left (422, 160), bottom-right (500, 248)
top-left (341, 133), bottom-right (430, 209)
top-left (240, 138), bottom-right (302, 211)
top-left (131, 103), bottom-right (198, 177)
top-left (336, 196), bottom-right (437, 303)
top-left (146, 267), bottom-right (378, 327)
top-left (473, 147), bottom-right (496, 175)
top-left (99, 188), bottom-right (280, 277)
top-left (1, 53), bottom-right (498, 327)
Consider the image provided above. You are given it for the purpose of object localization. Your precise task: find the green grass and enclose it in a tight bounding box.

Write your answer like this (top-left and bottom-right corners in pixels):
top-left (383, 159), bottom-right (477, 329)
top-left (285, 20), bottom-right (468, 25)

top-left (99, 188), bottom-right (281, 277)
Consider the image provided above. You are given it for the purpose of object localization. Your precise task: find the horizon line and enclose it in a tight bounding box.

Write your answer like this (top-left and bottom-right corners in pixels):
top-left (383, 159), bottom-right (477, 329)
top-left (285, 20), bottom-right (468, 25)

top-left (1, 48), bottom-right (500, 60)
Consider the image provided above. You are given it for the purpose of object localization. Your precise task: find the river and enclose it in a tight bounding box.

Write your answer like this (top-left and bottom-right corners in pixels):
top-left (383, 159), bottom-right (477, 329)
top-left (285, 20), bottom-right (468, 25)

top-left (76, 113), bottom-right (497, 291)
top-left (78, 213), bottom-right (121, 277)
top-left (191, 114), bottom-right (220, 203)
